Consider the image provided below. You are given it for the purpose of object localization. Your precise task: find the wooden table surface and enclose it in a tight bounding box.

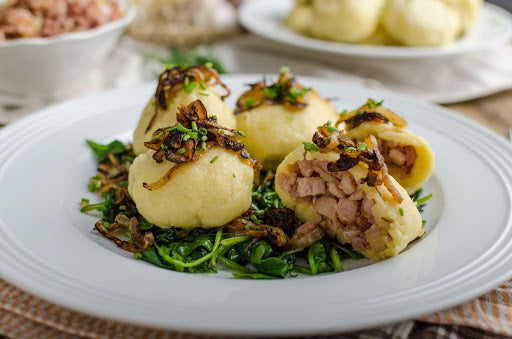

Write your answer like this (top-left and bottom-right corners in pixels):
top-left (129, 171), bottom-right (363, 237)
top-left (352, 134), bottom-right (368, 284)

top-left (445, 89), bottom-right (512, 139)
top-left (1, 90), bottom-right (511, 138)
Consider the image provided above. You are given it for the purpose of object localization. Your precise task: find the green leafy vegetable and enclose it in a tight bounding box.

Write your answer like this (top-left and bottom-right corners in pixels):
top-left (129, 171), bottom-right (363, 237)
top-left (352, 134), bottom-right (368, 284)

top-left (81, 140), bottom-right (432, 279)
top-left (86, 140), bottom-right (126, 164)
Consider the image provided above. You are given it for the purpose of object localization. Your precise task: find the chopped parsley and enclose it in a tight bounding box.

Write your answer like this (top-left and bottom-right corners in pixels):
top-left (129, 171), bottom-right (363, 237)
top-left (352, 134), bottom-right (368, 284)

top-left (303, 142), bottom-right (320, 152)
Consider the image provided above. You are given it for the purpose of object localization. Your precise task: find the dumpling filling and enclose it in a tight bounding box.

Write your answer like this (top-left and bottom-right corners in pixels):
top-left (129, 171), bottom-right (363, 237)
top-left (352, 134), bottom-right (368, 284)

top-left (278, 159), bottom-right (391, 253)
top-left (380, 140), bottom-right (417, 175)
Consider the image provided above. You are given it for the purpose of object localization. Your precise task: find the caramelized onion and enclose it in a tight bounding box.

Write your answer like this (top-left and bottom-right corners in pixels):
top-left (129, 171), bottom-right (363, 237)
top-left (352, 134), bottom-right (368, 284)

top-left (95, 218), bottom-right (154, 253)
top-left (337, 99), bottom-right (408, 130)
top-left (143, 100), bottom-right (260, 191)
top-left (145, 65), bottom-right (230, 133)
top-left (235, 70), bottom-right (310, 114)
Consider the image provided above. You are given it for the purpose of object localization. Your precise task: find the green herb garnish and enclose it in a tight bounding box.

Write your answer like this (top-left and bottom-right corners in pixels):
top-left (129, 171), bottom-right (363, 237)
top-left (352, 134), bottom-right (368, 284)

top-left (303, 142), bottom-right (320, 152)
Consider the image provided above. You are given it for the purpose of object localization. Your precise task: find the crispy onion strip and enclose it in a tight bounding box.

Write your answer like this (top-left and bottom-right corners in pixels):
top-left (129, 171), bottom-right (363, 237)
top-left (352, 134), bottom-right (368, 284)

top-left (225, 218), bottom-right (288, 248)
top-left (95, 218), bottom-right (154, 253)
top-left (235, 71), bottom-right (309, 114)
top-left (143, 100), bottom-right (260, 191)
top-left (337, 99), bottom-right (408, 130)
top-left (145, 65), bottom-right (230, 133)
top-left (142, 148), bottom-right (211, 191)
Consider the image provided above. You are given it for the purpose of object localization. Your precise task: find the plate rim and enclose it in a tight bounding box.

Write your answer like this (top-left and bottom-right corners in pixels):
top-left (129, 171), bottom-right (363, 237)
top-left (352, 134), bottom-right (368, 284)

top-left (1, 76), bottom-right (512, 335)
top-left (238, 0), bottom-right (512, 60)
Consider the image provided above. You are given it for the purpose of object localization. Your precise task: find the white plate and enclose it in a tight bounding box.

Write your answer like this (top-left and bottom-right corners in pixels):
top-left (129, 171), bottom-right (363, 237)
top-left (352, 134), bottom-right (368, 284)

top-left (239, 0), bottom-right (512, 59)
top-left (1, 75), bottom-right (512, 336)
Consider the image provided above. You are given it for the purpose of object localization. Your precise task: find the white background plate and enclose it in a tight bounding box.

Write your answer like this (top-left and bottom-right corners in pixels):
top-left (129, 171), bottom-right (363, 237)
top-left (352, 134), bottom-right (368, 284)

top-left (0, 75), bottom-right (512, 335)
top-left (239, 0), bottom-right (512, 59)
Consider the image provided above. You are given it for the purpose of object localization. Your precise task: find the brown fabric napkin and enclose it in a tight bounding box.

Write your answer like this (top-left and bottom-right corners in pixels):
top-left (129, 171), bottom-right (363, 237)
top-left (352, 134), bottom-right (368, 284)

top-left (1, 277), bottom-right (511, 339)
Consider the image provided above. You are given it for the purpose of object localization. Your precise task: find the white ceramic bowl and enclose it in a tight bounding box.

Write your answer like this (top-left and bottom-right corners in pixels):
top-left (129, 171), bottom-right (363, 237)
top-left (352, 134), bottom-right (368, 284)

top-left (0, 0), bottom-right (135, 96)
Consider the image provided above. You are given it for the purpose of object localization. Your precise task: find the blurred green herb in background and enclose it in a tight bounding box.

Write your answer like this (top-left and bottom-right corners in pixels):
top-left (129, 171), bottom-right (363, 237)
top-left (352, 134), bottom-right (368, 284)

top-left (144, 48), bottom-right (228, 76)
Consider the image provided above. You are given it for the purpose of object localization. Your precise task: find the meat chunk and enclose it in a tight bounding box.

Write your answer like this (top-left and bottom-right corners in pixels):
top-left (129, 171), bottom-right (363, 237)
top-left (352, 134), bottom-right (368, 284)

top-left (314, 196), bottom-right (337, 221)
top-left (404, 146), bottom-right (417, 167)
top-left (296, 177), bottom-right (325, 197)
top-left (327, 182), bottom-right (346, 199)
top-left (337, 172), bottom-right (357, 195)
top-left (290, 222), bottom-right (325, 249)
top-left (277, 173), bottom-right (296, 194)
top-left (297, 160), bottom-right (314, 177)
top-left (348, 189), bottom-right (364, 201)
top-left (351, 236), bottom-right (369, 251)
top-left (336, 199), bottom-right (358, 223)
top-left (311, 160), bottom-right (329, 172)
top-left (388, 148), bottom-right (406, 166)
top-left (322, 218), bottom-right (343, 237)
top-left (361, 197), bottom-right (375, 217)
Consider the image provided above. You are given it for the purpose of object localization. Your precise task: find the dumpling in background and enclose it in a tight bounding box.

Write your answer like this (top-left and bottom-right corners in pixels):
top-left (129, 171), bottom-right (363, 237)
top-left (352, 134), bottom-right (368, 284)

top-left (338, 99), bottom-right (435, 194)
top-left (382, 0), bottom-right (460, 46)
top-left (310, 0), bottom-right (385, 43)
top-left (286, 1), bottom-right (313, 34)
top-left (275, 126), bottom-right (423, 260)
top-left (442, 0), bottom-right (483, 34)
top-left (129, 101), bottom-right (258, 229)
top-left (359, 25), bottom-right (395, 45)
top-left (234, 68), bottom-right (339, 169)
top-left (132, 65), bottom-right (236, 155)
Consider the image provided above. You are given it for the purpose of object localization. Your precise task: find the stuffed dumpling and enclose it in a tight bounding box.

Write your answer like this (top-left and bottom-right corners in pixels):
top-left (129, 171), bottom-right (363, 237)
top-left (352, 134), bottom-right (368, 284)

top-left (133, 65), bottom-right (236, 155)
top-left (337, 99), bottom-right (435, 194)
top-left (235, 68), bottom-right (339, 169)
top-left (275, 124), bottom-right (423, 260)
top-left (129, 100), bottom-right (259, 229)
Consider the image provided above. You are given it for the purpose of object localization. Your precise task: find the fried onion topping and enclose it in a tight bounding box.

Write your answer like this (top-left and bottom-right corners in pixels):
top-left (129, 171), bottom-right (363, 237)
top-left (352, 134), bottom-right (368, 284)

top-left (311, 123), bottom-right (403, 203)
top-left (234, 69), bottom-right (311, 114)
top-left (145, 64), bottom-right (230, 133)
top-left (142, 100), bottom-right (261, 191)
top-left (95, 218), bottom-right (154, 253)
top-left (337, 99), bottom-right (408, 130)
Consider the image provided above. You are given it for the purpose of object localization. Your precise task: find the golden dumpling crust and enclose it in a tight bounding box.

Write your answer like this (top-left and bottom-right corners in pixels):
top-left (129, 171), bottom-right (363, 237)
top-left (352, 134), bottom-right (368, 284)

top-left (275, 146), bottom-right (423, 260)
top-left (235, 91), bottom-right (339, 169)
top-left (382, 0), bottom-right (460, 47)
top-left (133, 87), bottom-right (236, 155)
top-left (128, 147), bottom-right (254, 228)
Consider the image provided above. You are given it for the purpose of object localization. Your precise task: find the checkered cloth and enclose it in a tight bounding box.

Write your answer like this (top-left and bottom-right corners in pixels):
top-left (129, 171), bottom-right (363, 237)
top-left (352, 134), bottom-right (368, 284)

top-left (1, 278), bottom-right (511, 339)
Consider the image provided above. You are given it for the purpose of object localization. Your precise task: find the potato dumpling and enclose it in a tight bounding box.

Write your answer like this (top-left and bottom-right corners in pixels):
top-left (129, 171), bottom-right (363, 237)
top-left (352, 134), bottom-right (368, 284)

top-left (128, 147), bottom-right (254, 228)
top-left (382, 0), bottom-right (460, 46)
top-left (359, 25), bottom-right (395, 45)
top-left (286, 3), bottom-right (313, 34)
top-left (442, 0), bottom-right (482, 34)
top-left (133, 66), bottom-right (236, 155)
top-left (234, 70), bottom-right (339, 170)
top-left (310, 0), bottom-right (385, 43)
top-left (338, 100), bottom-right (435, 194)
top-left (275, 140), bottom-right (423, 260)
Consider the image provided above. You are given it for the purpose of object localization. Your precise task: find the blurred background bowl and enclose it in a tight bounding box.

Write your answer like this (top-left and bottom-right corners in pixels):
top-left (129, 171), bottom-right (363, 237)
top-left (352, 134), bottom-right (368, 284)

top-left (0, 0), bottom-right (135, 96)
